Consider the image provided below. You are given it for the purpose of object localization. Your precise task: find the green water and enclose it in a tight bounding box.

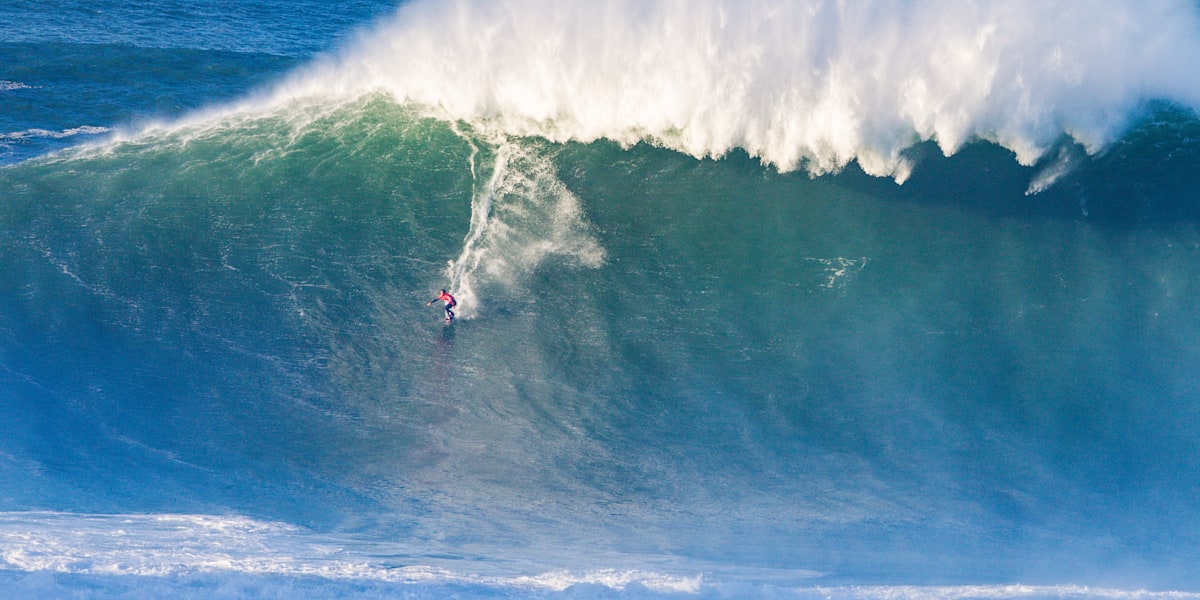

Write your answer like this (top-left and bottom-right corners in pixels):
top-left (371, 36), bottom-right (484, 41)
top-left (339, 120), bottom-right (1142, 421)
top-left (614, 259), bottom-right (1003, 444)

top-left (3, 96), bottom-right (1200, 585)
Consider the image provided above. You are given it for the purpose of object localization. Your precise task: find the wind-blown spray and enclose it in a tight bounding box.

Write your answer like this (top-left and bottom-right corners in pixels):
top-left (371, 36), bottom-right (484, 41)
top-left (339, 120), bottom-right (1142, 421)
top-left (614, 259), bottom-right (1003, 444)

top-left (275, 0), bottom-right (1200, 181)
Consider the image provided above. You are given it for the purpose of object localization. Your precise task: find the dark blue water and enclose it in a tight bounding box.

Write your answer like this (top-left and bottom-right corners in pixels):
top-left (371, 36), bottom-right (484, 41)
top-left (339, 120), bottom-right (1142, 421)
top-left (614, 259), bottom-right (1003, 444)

top-left (3, 1), bottom-right (1200, 598)
top-left (0, 0), bottom-right (394, 163)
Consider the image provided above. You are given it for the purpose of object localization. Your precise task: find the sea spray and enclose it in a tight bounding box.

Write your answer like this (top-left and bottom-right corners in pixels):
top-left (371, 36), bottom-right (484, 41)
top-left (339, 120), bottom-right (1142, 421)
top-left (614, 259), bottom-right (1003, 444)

top-left (445, 134), bottom-right (605, 319)
top-left (269, 0), bottom-right (1200, 182)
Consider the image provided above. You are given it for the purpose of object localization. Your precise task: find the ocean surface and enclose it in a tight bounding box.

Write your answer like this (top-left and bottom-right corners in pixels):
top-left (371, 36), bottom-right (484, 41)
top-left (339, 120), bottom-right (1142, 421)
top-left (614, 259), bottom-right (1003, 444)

top-left (4, 0), bottom-right (1200, 597)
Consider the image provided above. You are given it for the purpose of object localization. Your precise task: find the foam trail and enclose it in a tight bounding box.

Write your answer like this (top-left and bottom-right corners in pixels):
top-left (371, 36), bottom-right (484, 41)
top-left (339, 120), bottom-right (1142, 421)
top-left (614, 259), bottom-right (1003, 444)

top-left (1026, 145), bottom-right (1082, 195)
top-left (266, 0), bottom-right (1200, 180)
top-left (446, 127), bottom-right (502, 318)
top-left (442, 135), bottom-right (605, 318)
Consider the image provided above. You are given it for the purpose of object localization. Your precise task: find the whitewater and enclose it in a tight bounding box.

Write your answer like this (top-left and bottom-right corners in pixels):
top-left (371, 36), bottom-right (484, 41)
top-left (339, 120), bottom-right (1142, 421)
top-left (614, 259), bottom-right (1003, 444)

top-left (256, 0), bottom-right (1200, 178)
top-left (3, 0), bottom-right (1200, 597)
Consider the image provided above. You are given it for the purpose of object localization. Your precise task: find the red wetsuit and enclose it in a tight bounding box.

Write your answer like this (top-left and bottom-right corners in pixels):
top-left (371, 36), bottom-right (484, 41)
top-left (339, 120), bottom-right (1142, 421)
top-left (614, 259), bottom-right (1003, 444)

top-left (432, 291), bottom-right (456, 321)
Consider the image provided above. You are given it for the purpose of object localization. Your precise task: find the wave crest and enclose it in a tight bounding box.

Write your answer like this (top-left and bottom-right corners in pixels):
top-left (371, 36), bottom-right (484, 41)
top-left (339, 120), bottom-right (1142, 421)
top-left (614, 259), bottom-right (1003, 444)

top-left (267, 0), bottom-right (1200, 181)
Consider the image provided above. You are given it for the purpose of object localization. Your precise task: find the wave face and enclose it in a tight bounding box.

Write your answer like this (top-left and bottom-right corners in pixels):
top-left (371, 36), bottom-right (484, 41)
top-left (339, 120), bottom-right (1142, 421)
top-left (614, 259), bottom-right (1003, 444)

top-left (4, 0), bottom-right (1200, 597)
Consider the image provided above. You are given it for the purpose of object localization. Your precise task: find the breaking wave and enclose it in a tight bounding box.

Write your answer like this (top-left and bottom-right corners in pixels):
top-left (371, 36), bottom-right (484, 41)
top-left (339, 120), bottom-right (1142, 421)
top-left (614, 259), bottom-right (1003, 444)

top-left (249, 0), bottom-right (1200, 181)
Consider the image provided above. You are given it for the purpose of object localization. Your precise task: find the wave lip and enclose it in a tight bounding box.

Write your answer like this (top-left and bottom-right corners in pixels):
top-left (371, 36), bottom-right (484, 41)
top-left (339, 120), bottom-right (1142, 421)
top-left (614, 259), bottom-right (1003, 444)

top-left (259, 0), bottom-right (1200, 181)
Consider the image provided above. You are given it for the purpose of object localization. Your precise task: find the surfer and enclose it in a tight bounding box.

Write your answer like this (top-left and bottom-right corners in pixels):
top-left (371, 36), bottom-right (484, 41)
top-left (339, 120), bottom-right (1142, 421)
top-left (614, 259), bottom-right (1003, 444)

top-left (427, 289), bottom-right (457, 323)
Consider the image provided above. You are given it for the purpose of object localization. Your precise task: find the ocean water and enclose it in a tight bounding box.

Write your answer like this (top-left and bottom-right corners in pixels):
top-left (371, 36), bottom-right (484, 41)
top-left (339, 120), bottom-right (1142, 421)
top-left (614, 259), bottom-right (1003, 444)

top-left (3, 1), bottom-right (1200, 598)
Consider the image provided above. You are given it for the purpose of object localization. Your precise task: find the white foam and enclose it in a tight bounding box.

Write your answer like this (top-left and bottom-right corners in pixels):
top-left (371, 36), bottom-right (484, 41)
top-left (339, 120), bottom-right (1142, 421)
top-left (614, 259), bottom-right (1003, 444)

top-left (1026, 144), bottom-right (1083, 195)
top-left (4, 513), bottom-right (1200, 598)
top-left (0, 80), bottom-right (33, 92)
top-left (0, 512), bottom-right (697, 593)
top-left (800, 585), bottom-right (1200, 599)
top-left (807, 257), bottom-right (871, 291)
top-left (0, 126), bottom-right (111, 140)
top-left (256, 0), bottom-right (1200, 180)
top-left (445, 137), bottom-right (606, 318)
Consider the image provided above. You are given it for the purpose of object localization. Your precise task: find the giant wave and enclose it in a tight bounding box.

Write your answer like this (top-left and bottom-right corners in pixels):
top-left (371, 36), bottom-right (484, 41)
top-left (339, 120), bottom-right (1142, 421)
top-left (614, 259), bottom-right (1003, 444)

top-left (4, 1), bottom-right (1200, 598)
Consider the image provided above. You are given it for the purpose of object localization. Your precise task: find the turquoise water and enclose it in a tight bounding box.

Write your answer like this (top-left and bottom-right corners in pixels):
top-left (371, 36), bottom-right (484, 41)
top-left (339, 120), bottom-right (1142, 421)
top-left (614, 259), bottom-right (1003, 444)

top-left (3, 1), bottom-right (1200, 597)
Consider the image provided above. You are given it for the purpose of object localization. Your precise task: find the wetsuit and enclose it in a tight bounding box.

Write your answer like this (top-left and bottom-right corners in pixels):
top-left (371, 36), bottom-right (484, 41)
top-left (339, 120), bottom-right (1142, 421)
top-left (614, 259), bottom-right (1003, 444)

top-left (433, 291), bottom-right (456, 321)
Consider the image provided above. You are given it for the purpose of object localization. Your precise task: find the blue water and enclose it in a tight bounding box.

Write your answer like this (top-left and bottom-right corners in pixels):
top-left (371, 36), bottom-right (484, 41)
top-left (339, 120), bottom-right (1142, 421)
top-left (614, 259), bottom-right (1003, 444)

top-left (4, 1), bottom-right (1200, 598)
